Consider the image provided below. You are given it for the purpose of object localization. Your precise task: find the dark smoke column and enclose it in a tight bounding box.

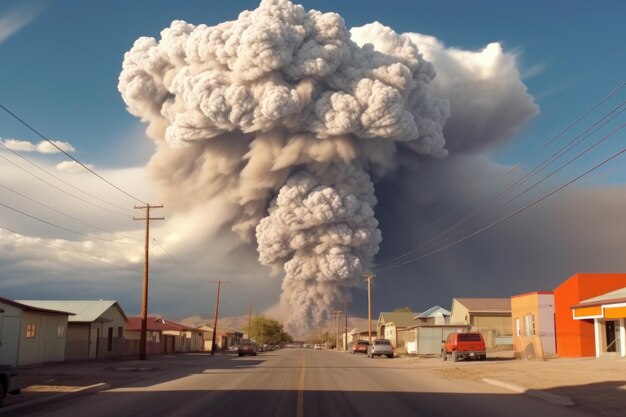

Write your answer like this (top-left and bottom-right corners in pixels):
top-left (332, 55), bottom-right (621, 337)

top-left (118, 0), bottom-right (449, 334)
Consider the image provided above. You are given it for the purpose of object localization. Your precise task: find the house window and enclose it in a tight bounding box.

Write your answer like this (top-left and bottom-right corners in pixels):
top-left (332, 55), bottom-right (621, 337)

top-left (118, 327), bottom-right (123, 337)
top-left (524, 314), bottom-right (535, 336)
top-left (26, 324), bottom-right (37, 338)
top-left (515, 318), bottom-right (520, 337)
top-left (58, 324), bottom-right (66, 338)
top-left (155, 332), bottom-right (160, 343)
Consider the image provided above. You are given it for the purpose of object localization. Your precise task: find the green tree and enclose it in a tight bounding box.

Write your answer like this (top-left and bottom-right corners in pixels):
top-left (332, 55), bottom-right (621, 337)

top-left (394, 306), bottom-right (413, 312)
top-left (246, 316), bottom-right (293, 346)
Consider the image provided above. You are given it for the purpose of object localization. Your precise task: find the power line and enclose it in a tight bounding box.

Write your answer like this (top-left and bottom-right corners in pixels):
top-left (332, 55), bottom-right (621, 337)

top-left (373, 145), bottom-right (626, 273)
top-left (374, 95), bottom-right (624, 271)
top-left (417, 123), bottom-right (624, 255)
top-left (0, 149), bottom-right (133, 218)
top-left (0, 103), bottom-right (146, 205)
top-left (0, 224), bottom-right (139, 272)
top-left (0, 181), bottom-right (142, 243)
top-left (0, 200), bottom-right (140, 246)
top-left (374, 81), bottom-right (625, 264)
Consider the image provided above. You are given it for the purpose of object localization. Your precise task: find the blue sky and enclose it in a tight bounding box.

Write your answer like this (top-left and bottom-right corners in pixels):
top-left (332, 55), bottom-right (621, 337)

top-left (2, 0), bottom-right (624, 168)
top-left (1, 0), bottom-right (625, 328)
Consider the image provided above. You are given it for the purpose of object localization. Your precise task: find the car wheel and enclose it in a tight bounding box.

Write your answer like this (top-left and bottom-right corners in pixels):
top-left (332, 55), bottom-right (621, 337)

top-left (238, 353), bottom-right (243, 357)
top-left (0, 383), bottom-right (4, 407)
top-left (387, 354), bottom-right (393, 359)
top-left (252, 353), bottom-right (257, 356)
top-left (442, 350), bottom-right (447, 361)
top-left (480, 354), bottom-right (486, 361)
top-left (452, 351), bottom-right (458, 362)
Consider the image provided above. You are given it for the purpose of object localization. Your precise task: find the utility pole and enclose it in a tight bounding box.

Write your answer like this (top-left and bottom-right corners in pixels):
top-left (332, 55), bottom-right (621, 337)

top-left (247, 302), bottom-right (252, 341)
top-left (364, 273), bottom-right (375, 344)
top-left (210, 280), bottom-right (224, 355)
top-left (344, 295), bottom-right (348, 351)
top-left (334, 310), bottom-right (342, 350)
top-left (134, 204), bottom-right (163, 361)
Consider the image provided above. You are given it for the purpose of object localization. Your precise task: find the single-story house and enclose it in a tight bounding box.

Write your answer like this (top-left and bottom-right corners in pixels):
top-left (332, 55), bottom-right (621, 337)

top-left (511, 291), bottom-right (556, 359)
top-left (0, 297), bottom-right (73, 366)
top-left (414, 306), bottom-right (451, 325)
top-left (450, 298), bottom-right (512, 348)
top-left (125, 316), bottom-right (205, 355)
top-left (554, 273), bottom-right (626, 358)
top-left (377, 312), bottom-right (419, 348)
top-left (570, 285), bottom-right (626, 358)
top-left (17, 300), bottom-right (128, 361)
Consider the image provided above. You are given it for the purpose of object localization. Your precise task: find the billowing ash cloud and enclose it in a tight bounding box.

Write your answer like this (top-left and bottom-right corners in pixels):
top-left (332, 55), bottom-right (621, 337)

top-left (118, 0), bottom-right (450, 333)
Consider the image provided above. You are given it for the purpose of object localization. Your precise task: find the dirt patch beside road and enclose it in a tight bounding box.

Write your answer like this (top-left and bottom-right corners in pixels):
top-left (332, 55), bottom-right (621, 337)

top-left (426, 353), bottom-right (626, 417)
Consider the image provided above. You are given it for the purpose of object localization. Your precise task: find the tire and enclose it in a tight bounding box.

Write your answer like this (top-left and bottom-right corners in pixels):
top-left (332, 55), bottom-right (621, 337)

top-left (238, 353), bottom-right (243, 357)
top-left (442, 350), bottom-right (447, 361)
top-left (0, 382), bottom-right (4, 407)
top-left (387, 354), bottom-right (393, 359)
top-left (480, 354), bottom-right (486, 361)
top-left (452, 351), bottom-right (458, 362)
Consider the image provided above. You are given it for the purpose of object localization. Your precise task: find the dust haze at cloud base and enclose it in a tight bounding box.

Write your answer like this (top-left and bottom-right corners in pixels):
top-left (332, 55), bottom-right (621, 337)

top-left (118, 0), bottom-right (537, 334)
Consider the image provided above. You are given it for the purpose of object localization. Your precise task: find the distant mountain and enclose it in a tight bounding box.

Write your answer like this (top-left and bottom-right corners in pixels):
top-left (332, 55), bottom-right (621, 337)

top-left (177, 314), bottom-right (376, 336)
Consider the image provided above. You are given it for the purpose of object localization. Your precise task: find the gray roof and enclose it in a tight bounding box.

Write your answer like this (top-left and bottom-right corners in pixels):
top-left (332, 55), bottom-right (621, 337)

top-left (16, 300), bottom-right (127, 323)
top-left (415, 305), bottom-right (451, 319)
top-left (378, 312), bottom-right (418, 328)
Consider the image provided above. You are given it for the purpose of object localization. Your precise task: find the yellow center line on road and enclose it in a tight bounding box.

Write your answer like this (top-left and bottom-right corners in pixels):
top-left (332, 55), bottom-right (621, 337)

top-left (296, 352), bottom-right (306, 417)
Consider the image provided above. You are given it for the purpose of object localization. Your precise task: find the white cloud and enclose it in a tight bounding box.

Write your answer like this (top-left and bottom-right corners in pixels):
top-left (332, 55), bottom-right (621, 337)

top-left (0, 4), bottom-right (42, 44)
top-left (2, 138), bottom-right (76, 153)
top-left (56, 160), bottom-right (94, 173)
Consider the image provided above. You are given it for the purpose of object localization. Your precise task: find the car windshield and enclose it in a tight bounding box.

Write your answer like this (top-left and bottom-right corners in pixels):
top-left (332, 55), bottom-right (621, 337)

top-left (458, 333), bottom-right (482, 341)
top-left (374, 340), bottom-right (390, 345)
top-left (356, 341), bottom-right (368, 345)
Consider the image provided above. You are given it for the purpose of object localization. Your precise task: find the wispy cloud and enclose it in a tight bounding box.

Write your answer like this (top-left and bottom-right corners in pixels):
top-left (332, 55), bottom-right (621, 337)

top-left (0, 3), bottom-right (43, 45)
top-left (1, 138), bottom-right (75, 153)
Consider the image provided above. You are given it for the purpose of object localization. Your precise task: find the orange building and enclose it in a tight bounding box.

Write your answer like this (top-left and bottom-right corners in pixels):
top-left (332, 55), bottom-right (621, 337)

top-left (554, 273), bottom-right (626, 358)
top-left (511, 291), bottom-right (555, 359)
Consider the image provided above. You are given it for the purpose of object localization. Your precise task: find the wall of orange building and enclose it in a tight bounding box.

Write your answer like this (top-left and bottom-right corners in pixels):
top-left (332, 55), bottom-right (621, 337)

top-left (554, 273), bottom-right (626, 357)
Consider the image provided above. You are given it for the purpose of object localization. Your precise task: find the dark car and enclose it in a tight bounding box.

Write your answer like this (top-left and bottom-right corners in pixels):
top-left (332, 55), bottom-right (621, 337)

top-left (352, 340), bottom-right (369, 354)
top-left (238, 341), bottom-right (258, 357)
top-left (0, 365), bottom-right (21, 407)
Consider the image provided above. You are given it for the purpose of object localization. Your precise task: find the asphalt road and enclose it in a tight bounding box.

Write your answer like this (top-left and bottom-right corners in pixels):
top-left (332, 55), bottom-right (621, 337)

top-left (19, 349), bottom-right (593, 417)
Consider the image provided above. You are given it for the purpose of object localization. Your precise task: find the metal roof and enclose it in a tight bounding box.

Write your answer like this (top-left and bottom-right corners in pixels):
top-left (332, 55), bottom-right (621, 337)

top-left (16, 300), bottom-right (127, 323)
top-left (415, 305), bottom-right (451, 319)
top-left (0, 297), bottom-right (74, 316)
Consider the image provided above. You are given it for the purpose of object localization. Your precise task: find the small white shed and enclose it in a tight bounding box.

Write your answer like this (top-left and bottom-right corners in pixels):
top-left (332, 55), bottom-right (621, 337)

top-left (0, 297), bottom-right (72, 366)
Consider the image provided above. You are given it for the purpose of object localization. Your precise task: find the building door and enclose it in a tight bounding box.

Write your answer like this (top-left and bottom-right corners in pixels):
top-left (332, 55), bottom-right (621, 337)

top-left (0, 316), bottom-right (21, 366)
top-left (605, 321), bottom-right (616, 352)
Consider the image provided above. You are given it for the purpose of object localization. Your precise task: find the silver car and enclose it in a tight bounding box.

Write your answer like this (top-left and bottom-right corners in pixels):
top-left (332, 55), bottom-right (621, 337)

top-left (367, 339), bottom-right (394, 358)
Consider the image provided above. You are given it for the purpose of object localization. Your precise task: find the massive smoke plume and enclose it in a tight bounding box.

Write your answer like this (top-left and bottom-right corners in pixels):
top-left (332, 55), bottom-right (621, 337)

top-left (118, 0), bottom-right (450, 333)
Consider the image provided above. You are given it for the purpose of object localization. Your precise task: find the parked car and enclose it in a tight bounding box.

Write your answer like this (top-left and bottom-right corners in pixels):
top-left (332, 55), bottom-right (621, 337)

top-left (314, 344), bottom-right (323, 350)
top-left (367, 339), bottom-right (394, 358)
top-left (0, 365), bottom-right (21, 407)
top-left (352, 340), bottom-right (369, 354)
top-left (441, 332), bottom-right (486, 362)
top-left (238, 341), bottom-right (258, 357)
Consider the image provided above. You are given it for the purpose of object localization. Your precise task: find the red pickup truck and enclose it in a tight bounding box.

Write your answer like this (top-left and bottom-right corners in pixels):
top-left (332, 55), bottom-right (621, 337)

top-left (441, 332), bottom-right (486, 362)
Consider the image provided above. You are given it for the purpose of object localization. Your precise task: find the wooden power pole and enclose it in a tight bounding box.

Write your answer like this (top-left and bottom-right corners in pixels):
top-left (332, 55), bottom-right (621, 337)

top-left (134, 204), bottom-right (163, 361)
top-left (344, 295), bottom-right (348, 351)
top-left (364, 273), bottom-right (375, 344)
top-left (210, 280), bottom-right (224, 355)
top-left (248, 301), bottom-right (252, 341)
